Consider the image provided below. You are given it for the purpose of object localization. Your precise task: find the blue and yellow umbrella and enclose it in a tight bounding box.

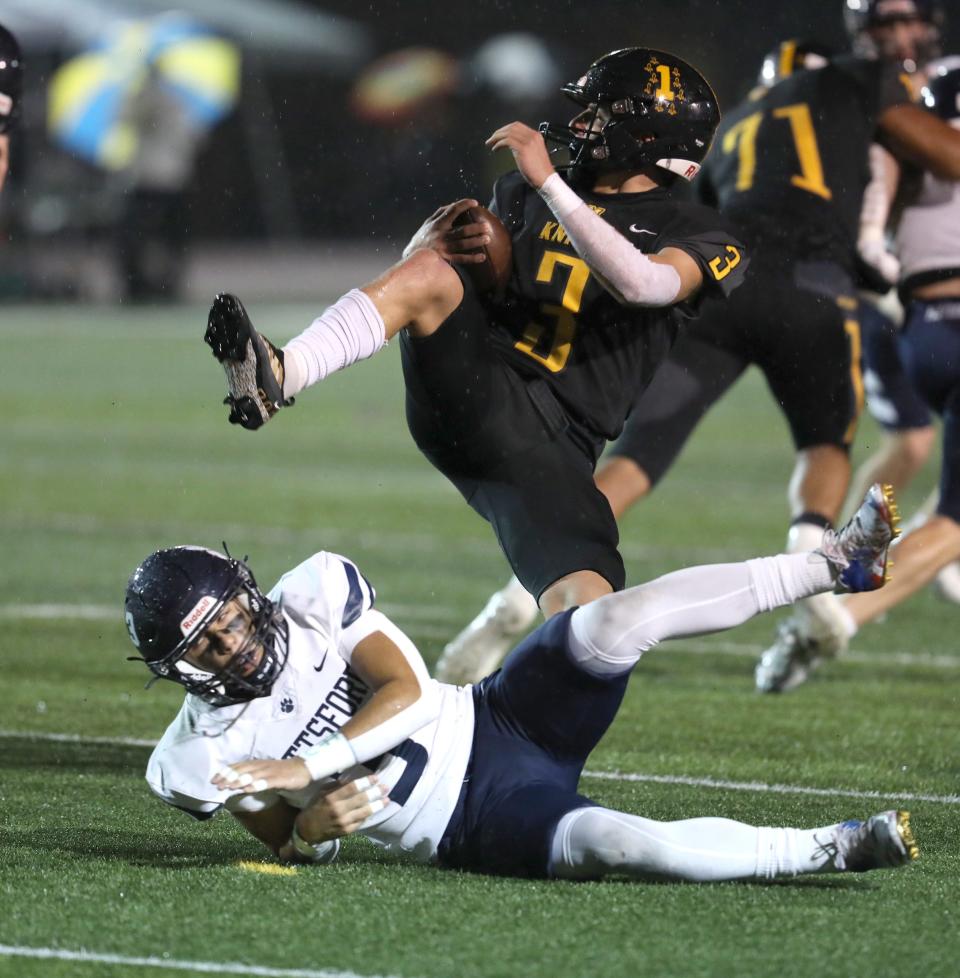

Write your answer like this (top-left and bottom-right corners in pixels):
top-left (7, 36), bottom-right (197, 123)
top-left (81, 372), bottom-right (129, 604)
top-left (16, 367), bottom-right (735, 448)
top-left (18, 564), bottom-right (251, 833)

top-left (48, 13), bottom-right (241, 170)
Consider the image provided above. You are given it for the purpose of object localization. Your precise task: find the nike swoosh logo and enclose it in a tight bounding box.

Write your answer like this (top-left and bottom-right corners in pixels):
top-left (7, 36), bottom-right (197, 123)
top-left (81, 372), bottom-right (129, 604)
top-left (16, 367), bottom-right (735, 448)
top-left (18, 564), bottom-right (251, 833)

top-left (313, 652), bottom-right (329, 673)
top-left (629, 225), bottom-right (656, 235)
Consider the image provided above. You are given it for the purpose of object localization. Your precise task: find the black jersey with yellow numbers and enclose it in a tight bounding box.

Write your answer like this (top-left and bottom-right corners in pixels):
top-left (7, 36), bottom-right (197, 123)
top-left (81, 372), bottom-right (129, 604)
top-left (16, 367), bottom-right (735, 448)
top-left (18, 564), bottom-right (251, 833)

top-left (696, 56), bottom-right (913, 270)
top-left (486, 170), bottom-right (748, 443)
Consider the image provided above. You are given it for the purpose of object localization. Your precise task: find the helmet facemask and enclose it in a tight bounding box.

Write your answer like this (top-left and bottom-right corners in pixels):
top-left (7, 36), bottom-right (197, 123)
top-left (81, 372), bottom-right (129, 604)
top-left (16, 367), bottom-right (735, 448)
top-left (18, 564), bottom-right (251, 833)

top-left (127, 550), bottom-right (289, 707)
top-left (845, 0), bottom-right (944, 69)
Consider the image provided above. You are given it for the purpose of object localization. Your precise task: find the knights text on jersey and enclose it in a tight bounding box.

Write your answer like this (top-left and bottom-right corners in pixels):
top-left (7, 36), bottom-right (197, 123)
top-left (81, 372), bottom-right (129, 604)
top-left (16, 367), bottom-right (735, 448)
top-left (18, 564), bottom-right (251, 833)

top-left (697, 56), bottom-right (914, 268)
top-left (145, 551), bottom-right (475, 863)
top-left (487, 170), bottom-right (748, 441)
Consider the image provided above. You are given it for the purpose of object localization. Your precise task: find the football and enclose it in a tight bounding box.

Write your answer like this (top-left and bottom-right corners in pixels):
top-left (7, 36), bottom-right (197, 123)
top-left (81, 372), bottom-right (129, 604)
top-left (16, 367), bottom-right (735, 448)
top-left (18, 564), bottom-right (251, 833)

top-left (453, 205), bottom-right (512, 296)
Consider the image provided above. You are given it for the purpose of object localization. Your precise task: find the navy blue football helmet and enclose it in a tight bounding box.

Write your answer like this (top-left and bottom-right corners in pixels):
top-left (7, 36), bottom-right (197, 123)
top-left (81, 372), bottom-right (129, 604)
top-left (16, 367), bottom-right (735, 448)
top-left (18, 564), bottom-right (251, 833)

top-left (844, 0), bottom-right (944, 65)
top-left (923, 57), bottom-right (960, 120)
top-left (539, 47), bottom-right (720, 182)
top-left (0, 24), bottom-right (22, 134)
top-left (125, 546), bottom-right (288, 707)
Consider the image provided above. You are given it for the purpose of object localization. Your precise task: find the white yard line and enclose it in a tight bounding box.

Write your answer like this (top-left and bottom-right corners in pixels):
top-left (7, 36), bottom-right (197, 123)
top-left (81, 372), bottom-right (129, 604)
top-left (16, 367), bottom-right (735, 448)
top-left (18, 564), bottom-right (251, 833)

top-left (581, 770), bottom-right (960, 805)
top-left (0, 510), bottom-right (752, 563)
top-left (3, 603), bottom-right (957, 670)
top-left (0, 945), bottom-right (400, 978)
top-left (2, 729), bottom-right (957, 805)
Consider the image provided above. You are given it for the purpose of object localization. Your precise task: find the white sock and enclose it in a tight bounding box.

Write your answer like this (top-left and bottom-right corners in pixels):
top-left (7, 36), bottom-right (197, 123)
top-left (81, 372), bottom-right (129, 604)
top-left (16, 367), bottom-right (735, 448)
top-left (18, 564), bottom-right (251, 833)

top-left (494, 576), bottom-right (540, 630)
top-left (550, 807), bottom-right (847, 882)
top-left (835, 598), bottom-right (859, 638)
top-left (787, 520), bottom-right (850, 636)
top-left (787, 521), bottom-right (826, 554)
top-left (568, 555), bottom-right (833, 677)
top-left (282, 289), bottom-right (386, 397)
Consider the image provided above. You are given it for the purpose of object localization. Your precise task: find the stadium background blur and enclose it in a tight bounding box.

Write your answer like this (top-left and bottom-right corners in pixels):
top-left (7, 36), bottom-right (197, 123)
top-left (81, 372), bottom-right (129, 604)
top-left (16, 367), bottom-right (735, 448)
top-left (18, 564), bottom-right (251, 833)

top-left (3, 0), bottom-right (959, 302)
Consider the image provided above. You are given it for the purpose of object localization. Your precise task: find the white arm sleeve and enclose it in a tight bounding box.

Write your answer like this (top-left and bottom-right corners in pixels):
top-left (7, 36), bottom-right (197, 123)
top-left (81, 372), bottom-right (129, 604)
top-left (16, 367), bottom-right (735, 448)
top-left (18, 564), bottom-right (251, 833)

top-left (857, 143), bottom-right (901, 285)
top-left (537, 172), bottom-right (682, 307)
top-left (334, 609), bottom-right (442, 767)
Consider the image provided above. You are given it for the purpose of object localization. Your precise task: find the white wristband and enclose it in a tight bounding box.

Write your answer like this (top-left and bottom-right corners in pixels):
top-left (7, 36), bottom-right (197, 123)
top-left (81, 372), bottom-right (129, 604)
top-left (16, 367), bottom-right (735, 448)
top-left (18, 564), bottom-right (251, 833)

top-left (290, 824), bottom-right (341, 864)
top-left (301, 732), bottom-right (357, 781)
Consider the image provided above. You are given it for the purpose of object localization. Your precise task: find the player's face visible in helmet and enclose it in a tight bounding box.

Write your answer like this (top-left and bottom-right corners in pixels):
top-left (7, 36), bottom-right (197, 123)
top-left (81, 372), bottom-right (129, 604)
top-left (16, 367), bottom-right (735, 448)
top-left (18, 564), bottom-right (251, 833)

top-left (569, 103), bottom-right (612, 138)
top-left (868, 15), bottom-right (936, 67)
top-left (182, 597), bottom-right (264, 680)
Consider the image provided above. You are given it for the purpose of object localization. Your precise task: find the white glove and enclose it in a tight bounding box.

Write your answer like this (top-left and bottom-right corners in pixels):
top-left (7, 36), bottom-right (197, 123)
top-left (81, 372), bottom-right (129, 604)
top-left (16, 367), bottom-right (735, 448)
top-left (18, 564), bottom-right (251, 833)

top-left (858, 231), bottom-right (901, 287)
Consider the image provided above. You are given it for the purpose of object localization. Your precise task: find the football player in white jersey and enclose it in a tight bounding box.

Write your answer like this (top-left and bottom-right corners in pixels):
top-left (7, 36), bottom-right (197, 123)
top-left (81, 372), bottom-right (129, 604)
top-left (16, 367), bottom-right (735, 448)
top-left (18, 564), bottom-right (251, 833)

top-left (126, 485), bottom-right (918, 881)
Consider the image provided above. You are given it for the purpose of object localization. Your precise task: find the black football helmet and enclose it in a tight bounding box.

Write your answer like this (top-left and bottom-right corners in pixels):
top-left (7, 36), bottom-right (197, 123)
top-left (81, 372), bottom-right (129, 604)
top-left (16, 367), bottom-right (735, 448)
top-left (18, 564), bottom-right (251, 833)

top-left (0, 24), bottom-right (22, 134)
top-left (758, 40), bottom-right (834, 87)
top-left (922, 57), bottom-right (960, 120)
top-left (844, 0), bottom-right (944, 65)
top-left (539, 47), bottom-right (720, 182)
top-left (124, 546), bottom-right (289, 707)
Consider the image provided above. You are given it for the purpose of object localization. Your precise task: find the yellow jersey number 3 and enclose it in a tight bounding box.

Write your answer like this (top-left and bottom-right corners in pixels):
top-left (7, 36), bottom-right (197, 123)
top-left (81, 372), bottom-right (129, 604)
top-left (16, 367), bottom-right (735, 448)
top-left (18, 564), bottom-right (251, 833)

top-left (514, 250), bottom-right (590, 373)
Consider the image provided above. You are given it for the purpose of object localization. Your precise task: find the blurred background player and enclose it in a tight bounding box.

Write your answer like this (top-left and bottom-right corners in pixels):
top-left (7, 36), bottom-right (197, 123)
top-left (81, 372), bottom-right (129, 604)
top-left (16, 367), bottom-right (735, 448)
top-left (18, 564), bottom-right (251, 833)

top-left (126, 485), bottom-right (912, 882)
top-left (841, 0), bottom-right (960, 602)
top-left (761, 59), bottom-right (960, 689)
top-left (204, 48), bottom-right (748, 680)
top-left (0, 23), bottom-right (22, 193)
top-left (442, 21), bottom-right (960, 686)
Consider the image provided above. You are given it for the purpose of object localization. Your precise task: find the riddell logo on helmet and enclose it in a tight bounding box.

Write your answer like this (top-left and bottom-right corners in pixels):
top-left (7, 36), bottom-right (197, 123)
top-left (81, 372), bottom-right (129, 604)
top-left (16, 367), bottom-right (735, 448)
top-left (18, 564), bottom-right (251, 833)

top-left (684, 163), bottom-right (698, 179)
top-left (180, 595), bottom-right (216, 636)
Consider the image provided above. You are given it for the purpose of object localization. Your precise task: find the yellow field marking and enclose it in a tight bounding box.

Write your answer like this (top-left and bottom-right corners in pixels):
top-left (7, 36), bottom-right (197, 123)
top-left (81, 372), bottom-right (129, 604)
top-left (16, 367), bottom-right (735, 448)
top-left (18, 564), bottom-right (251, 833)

top-left (236, 860), bottom-right (297, 876)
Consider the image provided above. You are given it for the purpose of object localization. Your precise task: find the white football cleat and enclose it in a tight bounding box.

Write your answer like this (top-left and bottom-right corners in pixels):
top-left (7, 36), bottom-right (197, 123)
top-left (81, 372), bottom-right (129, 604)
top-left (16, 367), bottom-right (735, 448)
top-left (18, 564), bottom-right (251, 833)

top-left (755, 618), bottom-right (826, 693)
top-left (434, 580), bottom-right (539, 685)
top-left (830, 810), bottom-right (919, 872)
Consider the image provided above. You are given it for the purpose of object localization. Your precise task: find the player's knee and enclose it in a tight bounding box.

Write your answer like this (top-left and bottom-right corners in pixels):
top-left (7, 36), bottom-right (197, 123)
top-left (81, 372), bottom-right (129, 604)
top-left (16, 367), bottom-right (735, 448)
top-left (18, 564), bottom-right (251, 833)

top-left (896, 427), bottom-right (936, 473)
top-left (595, 456), bottom-right (652, 519)
top-left (569, 590), bottom-right (654, 676)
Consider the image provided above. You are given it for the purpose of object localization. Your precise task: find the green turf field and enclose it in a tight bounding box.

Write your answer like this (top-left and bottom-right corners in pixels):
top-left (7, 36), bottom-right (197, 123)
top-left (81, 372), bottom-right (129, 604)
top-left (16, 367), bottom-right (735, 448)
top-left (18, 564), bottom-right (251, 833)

top-left (1, 303), bottom-right (957, 978)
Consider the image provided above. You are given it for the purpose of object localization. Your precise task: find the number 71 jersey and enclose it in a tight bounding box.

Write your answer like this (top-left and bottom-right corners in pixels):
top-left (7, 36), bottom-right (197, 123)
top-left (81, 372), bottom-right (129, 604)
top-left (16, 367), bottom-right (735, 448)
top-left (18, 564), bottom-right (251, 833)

top-left (698, 55), bottom-right (914, 270)
top-left (487, 169), bottom-right (748, 443)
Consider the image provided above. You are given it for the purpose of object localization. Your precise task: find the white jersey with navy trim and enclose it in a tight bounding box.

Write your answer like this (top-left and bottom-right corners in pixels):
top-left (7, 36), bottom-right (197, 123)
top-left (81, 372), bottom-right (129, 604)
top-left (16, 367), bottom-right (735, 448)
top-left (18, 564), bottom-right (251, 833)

top-left (897, 125), bottom-right (960, 281)
top-left (146, 551), bottom-right (475, 862)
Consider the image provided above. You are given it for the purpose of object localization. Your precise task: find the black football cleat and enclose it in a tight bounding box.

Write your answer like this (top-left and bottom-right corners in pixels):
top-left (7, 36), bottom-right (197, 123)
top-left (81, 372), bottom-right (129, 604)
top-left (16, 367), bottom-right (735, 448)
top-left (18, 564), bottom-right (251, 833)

top-left (204, 293), bottom-right (293, 430)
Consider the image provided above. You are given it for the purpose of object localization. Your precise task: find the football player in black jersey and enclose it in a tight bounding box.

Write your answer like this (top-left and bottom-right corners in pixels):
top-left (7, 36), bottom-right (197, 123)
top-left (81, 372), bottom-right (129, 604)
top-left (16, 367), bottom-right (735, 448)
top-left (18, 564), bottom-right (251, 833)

top-left (442, 26), bottom-right (960, 685)
top-left (762, 58), bottom-right (960, 689)
top-left (0, 23), bottom-right (22, 193)
top-left (204, 48), bottom-right (748, 677)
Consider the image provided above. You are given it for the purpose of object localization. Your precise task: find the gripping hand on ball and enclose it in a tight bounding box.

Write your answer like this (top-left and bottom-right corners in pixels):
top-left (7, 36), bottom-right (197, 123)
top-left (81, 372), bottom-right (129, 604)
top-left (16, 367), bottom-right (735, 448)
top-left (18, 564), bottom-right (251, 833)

top-left (213, 757), bottom-right (312, 793)
top-left (486, 122), bottom-right (555, 189)
top-left (402, 198), bottom-right (491, 264)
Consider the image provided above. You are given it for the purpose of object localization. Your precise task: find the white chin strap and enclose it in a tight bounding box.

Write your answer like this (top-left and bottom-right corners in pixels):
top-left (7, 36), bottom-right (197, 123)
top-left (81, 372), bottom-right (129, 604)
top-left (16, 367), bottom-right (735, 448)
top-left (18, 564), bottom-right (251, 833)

top-left (656, 157), bottom-right (701, 181)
